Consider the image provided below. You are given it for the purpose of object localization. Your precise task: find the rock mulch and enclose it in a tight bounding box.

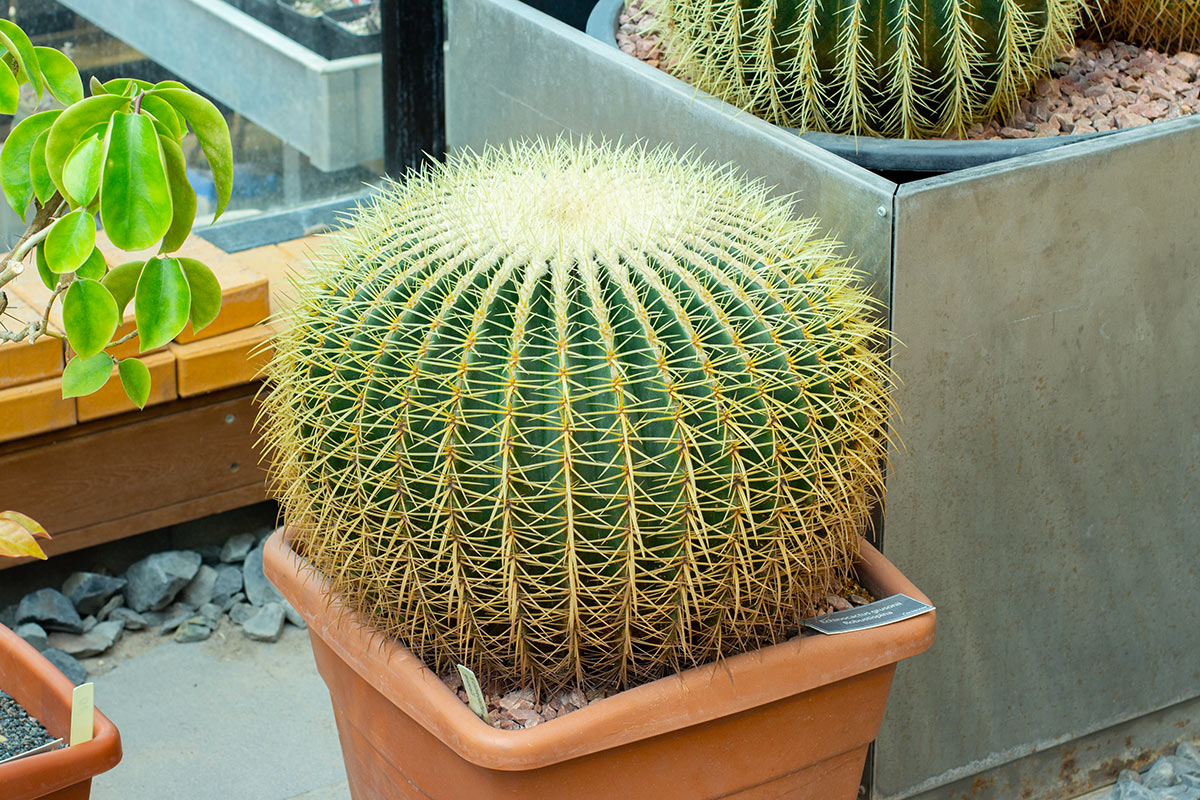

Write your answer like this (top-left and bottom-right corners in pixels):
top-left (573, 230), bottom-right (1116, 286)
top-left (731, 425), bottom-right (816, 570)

top-left (446, 577), bottom-right (877, 731)
top-left (617, 2), bottom-right (1200, 140)
top-left (3, 529), bottom-right (305, 686)
top-left (0, 690), bottom-right (55, 763)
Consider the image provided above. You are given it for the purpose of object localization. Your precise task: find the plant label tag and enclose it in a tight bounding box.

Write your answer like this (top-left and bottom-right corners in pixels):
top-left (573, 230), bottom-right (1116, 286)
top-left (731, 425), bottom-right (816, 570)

top-left (803, 594), bottom-right (934, 635)
top-left (456, 664), bottom-right (492, 724)
top-left (70, 682), bottom-right (94, 746)
top-left (0, 737), bottom-right (63, 765)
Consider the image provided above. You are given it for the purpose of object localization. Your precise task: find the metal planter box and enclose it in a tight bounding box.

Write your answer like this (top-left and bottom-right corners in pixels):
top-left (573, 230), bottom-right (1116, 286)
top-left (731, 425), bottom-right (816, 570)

top-left (445, 1), bottom-right (1200, 798)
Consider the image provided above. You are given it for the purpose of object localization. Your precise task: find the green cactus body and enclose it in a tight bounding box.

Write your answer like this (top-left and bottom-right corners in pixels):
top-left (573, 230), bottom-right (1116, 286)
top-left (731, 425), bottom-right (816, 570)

top-left (1106, 0), bottom-right (1200, 51)
top-left (260, 141), bottom-right (893, 692)
top-left (657, 0), bottom-right (1085, 137)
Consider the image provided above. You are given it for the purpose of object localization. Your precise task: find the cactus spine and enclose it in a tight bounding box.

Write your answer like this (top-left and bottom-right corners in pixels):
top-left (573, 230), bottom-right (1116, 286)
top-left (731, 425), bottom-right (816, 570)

top-left (1104, 0), bottom-right (1200, 51)
top-left (656, 0), bottom-right (1086, 138)
top-left (260, 140), bottom-right (893, 693)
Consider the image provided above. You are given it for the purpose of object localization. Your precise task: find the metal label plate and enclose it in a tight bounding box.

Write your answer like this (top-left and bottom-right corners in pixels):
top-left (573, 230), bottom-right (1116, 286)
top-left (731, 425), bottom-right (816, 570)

top-left (803, 594), bottom-right (934, 635)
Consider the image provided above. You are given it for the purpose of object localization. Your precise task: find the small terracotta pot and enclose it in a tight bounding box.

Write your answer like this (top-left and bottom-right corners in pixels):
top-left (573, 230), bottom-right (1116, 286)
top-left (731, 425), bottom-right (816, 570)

top-left (0, 624), bottom-right (122, 800)
top-left (264, 530), bottom-right (935, 800)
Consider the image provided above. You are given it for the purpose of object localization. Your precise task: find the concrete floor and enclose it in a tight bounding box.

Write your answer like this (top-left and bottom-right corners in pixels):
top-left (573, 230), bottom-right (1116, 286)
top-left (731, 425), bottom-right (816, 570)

top-left (86, 619), bottom-right (349, 800)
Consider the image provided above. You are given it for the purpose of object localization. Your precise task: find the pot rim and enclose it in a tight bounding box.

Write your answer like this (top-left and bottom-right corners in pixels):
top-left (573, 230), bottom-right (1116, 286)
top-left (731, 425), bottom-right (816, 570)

top-left (264, 528), bottom-right (935, 771)
top-left (584, 0), bottom-right (1125, 174)
top-left (0, 623), bottom-right (122, 800)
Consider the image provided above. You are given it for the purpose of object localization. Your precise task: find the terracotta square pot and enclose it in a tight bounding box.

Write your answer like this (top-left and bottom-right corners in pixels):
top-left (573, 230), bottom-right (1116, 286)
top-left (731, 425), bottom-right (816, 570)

top-left (0, 624), bottom-right (122, 800)
top-left (264, 530), bottom-right (935, 799)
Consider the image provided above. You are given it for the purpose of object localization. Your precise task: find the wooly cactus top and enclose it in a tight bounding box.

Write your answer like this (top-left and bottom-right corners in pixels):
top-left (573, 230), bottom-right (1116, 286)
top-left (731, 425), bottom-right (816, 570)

top-left (260, 140), bottom-right (893, 693)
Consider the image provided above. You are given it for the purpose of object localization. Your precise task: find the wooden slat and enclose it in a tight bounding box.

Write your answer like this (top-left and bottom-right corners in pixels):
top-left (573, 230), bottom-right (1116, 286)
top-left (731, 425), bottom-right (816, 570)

top-left (76, 350), bottom-right (178, 423)
top-left (0, 290), bottom-right (64, 390)
top-left (0, 388), bottom-right (265, 566)
top-left (171, 324), bottom-right (274, 397)
top-left (0, 377), bottom-right (76, 443)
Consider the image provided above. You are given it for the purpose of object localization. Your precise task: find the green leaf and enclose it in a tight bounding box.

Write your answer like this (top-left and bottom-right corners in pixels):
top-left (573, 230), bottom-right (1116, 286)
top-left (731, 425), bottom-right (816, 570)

top-left (76, 246), bottom-right (107, 280)
top-left (89, 75), bottom-right (106, 95)
top-left (61, 352), bottom-right (114, 398)
top-left (34, 46), bottom-right (83, 106)
top-left (0, 110), bottom-right (60, 216)
top-left (100, 112), bottom-right (172, 251)
top-left (154, 80), bottom-right (189, 91)
top-left (117, 357), bottom-right (151, 408)
top-left (34, 244), bottom-right (56, 290)
top-left (0, 64), bottom-right (17, 115)
top-left (0, 20), bottom-right (43, 100)
top-left (62, 135), bottom-right (102, 208)
top-left (63, 278), bottom-right (118, 358)
top-left (29, 128), bottom-right (55, 205)
top-left (147, 88), bottom-right (232, 221)
top-left (102, 78), bottom-right (153, 96)
top-left (140, 94), bottom-right (185, 139)
top-left (179, 257), bottom-right (221, 333)
top-left (134, 256), bottom-right (190, 350)
top-left (159, 136), bottom-right (196, 254)
top-left (44, 209), bottom-right (95, 273)
top-left (101, 260), bottom-right (142, 316)
top-left (45, 93), bottom-right (129, 196)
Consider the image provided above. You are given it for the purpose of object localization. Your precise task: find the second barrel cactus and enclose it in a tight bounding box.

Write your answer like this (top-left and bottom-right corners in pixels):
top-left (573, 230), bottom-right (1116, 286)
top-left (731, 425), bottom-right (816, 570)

top-left (1103, 0), bottom-right (1200, 51)
top-left (657, 0), bottom-right (1086, 138)
top-left (260, 140), bottom-right (893, 693)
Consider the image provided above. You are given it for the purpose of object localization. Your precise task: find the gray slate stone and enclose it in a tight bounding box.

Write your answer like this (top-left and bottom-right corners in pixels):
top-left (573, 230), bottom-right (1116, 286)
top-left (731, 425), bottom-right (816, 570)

top-left (41, 648), bottom-right (87, 685)
top-left (17, 588), bottom-right (83, 634)
top-left (123, 551), bottom-right (202, 612)
top-left (96, 593), bottom-right (124, 622)
top-left (198, 603), bottom-right (222, 627)
top-left (108, 607), bottom-right (148, 631)
top-left (219, 532), bottom-right (256, 564)
top-left (81, 615), bottom-right (97, 633)
top-left (173, 618), bottom-right (213, 643)
top-left (281, 599), bottom-right (307, 630)
top-left (14, 622), bottom-right (48, 651)
top-left (229, 602), bottom-right (257, 625)
top-left (196, 543), bottom-right (222, 565)
top-left (219, 592), bottom-right (245, 614)
top-left (243, 602), bottom-right (285, 642)
top-left (47, 620), bottom-right (123, 658)
top-left (179, 564), bottom-right (218, 608)
top-left (211, 564), bottom-right (243, 605)
top-left (62, 572), bottom-right (127, 615)
top-left (0, 604), bottom-right (17, 628)
top-left (158, 603), bottom-right (197, 635)
top-left (243, 546), bottom-right (284, 607)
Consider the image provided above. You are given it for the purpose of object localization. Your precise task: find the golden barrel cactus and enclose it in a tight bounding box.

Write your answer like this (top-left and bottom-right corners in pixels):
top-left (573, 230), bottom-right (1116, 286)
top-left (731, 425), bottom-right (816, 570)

top-left (260, 140), bottom-right (893, 692)
top-left (1104, 0), bottom-right (1200, 51)
top-left (655, 0), bottom-right (1086, 138)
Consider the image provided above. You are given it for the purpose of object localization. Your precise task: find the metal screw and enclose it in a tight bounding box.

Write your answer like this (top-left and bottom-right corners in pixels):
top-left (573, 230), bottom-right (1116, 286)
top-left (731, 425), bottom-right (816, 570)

top-left (230, 463), bottom-right (240, 473)
top-left (876, 205), bottom-right (888, 218)
top-left (225, 414), bottom-right (236, 424)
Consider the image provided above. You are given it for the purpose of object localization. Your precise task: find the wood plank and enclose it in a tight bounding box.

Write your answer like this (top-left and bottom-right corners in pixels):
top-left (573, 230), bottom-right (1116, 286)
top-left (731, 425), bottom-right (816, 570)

top-left (0, 390), bottom-right (265, 549)
top-left (75, 350), bottom-right (178, 423)
top-left (0, 484), bottom-right (268, 568)
top-left (237, 243), bottom-right (294, 313)
top-left (171, 324), bottom-right (274, 397)
top-left (0, 377), bottom-right (76, 443)
top-left (0, 289), bottom-right (64, 390)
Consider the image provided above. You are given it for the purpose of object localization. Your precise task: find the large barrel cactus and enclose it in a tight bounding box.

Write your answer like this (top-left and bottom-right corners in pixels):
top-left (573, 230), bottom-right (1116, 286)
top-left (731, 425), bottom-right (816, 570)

top-left (656, 0), bottom-right (1086, 138)
top-left (260, 140), bottom-right (893, 692)
top-left (1104, 0), bottom-right (1200, 51)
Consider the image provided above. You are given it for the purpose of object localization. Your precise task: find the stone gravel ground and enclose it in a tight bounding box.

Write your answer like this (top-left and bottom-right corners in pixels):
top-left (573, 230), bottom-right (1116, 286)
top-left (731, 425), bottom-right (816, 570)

top-left (617, 1), bottom-right (1200, 140)
top-left (0, 690), bottom-right (54, 763)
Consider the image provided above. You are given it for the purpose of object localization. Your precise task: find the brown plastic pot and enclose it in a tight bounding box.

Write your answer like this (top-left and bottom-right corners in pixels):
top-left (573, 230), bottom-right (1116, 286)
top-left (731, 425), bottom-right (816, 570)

top-left (0, 624), bottom-right (122, 800)
top-left (264, 529), bottom-right (935, 800)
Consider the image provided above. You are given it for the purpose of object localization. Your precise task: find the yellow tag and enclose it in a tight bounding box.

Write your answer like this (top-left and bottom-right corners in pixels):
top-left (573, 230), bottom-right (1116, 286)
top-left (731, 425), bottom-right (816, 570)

top-left (70, 683), bottom-right (94, 746)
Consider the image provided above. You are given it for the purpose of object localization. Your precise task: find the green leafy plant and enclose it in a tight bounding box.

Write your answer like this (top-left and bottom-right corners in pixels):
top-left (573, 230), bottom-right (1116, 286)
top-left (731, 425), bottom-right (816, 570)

top-left (260, 140), bottom-right (894, 693)
top-left (0, 19), bottom-right (233, 406)
top-left (654, 0), bottom-right (1086, 138)
top-left (1103, 0), bottom-right (1200, 51)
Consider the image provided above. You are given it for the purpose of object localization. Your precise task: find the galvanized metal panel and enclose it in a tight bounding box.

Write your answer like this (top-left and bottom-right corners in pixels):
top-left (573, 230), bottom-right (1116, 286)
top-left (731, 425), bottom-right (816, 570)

top-left (879, 116), bottom-right (1200, 799)
top-left (58, 0), bottom-right (382, 171)
top-left (445, 0), bottom-right (896, 307)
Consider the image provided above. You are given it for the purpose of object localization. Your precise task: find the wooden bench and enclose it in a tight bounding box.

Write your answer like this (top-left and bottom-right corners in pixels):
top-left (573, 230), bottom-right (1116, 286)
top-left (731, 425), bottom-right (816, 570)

top-left (0, 233), bottom-right (323, 568)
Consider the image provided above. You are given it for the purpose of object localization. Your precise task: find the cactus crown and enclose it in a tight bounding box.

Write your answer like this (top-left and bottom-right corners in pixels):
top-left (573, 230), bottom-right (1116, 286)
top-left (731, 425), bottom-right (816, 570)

top-left (260, 140), bottom-right (893, 693)
top-left (1104, 0), bottom-right (1200, 51)
top-left (654, 0), bottom-right (1085, 138)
